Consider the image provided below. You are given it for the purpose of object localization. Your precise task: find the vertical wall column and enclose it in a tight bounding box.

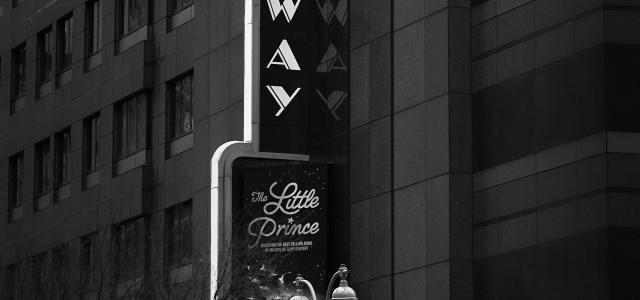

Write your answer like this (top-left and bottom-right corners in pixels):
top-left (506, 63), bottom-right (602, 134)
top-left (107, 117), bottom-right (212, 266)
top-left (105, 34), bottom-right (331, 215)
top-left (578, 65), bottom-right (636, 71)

top-left (392, 1), bottom-right (472, 298)
top-left (424, 5), bottom-right (472, 300)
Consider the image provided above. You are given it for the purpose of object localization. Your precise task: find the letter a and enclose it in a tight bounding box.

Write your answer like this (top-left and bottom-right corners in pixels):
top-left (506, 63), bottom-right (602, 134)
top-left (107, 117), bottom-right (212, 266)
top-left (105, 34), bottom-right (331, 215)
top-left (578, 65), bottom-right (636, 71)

top-left (267, 0), bottom-right (302, 22)
top-left (267, 86), bottom-right (302, 116)
top-left (267, 40), bottom-right (301, 71)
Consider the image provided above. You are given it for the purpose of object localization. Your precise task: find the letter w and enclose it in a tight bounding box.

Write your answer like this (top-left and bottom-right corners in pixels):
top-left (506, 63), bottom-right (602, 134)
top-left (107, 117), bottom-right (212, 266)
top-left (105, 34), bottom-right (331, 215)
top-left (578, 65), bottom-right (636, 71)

top-left (267, 0), bottom-right (302, 22)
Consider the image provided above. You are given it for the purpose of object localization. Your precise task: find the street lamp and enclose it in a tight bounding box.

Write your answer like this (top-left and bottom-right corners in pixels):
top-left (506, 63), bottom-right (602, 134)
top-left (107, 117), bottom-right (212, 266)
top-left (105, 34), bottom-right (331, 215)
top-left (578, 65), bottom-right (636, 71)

top-left (290, 264), bottom-right (357, 300)
top-left (325, 265), bottom-right (357, 300)
top-left (291, 274), bottom-right (317, 300)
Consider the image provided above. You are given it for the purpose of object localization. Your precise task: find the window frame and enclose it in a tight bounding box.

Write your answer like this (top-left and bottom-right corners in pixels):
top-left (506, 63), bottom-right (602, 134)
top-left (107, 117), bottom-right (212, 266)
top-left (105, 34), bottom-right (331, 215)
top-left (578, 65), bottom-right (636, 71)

top-left (34, 139), bottom-right (51, 197)
top-left (114, 93), bottom-right (149, 160)
top-left (37, 27), bottom-right (54, 86)
top-left (80, 232), bottom-right (99, 288)
top-left (31, 252), bottom-right (48, 298)
top-left (57, 14), bottom-right (74, 73)
top-left (167, 72), bottom-right (194, 142)
top-left (164, 200), bottom-right (193, 270)
top-left (83, 114), bottom-right (101, 174)
top-left (112, 216), bottom-right (149, 282)
top-left (168, 0), bottom-right (193, 16)
top-left (51, 244), bottom-right (70, 297)
top-left (8, 152), bottom-right (24, 210)
top-left (10, 43), bottom-right (26, 101)
top-left (54, 128), bottom-right (71, 188)
top-left (119, 0), bottom-right (149, 37)
top-left (85, 0), bottom-right (103, 57)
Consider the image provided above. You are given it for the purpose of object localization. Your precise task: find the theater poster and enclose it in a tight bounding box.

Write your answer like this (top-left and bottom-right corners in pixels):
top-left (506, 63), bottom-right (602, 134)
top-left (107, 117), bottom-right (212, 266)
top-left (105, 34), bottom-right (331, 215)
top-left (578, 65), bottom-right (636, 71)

top-left (232, 163), bottom-right (329, 299)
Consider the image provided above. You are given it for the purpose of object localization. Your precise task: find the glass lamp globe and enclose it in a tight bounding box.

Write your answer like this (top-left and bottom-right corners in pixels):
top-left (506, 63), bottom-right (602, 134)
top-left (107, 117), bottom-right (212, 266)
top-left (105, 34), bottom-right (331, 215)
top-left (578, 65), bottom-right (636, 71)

top-left (330, 280), bottom-right (357, 300)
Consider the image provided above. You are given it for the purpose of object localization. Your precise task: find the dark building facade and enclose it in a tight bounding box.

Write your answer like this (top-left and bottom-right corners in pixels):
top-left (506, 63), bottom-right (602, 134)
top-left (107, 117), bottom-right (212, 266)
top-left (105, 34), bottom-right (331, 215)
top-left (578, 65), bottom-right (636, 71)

top-left (0, 0), bottom-right (639, 299)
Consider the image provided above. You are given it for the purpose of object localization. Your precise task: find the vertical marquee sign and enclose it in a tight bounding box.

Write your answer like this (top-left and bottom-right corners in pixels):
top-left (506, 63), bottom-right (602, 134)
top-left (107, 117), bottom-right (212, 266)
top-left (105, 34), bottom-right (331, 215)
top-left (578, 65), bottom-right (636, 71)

top-left (232, 162), bottom-right (329, 299)
top-left (260, 0), bottom-right (349, 154)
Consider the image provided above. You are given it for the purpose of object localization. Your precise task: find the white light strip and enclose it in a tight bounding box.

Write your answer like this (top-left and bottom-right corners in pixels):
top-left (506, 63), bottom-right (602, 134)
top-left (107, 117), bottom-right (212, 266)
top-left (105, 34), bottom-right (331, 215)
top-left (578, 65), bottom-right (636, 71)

top-left (243, 0), bottom-right (253, 142)
top-left (210, 141), bottom-right (243, 299)
top-left (211, 0), bottom-right (254, 298)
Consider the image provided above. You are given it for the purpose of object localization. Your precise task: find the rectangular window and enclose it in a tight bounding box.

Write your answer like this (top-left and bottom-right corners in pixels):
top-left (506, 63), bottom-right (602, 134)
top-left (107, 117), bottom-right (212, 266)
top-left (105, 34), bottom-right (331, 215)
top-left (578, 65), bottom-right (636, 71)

top-left (121, 0), bottom-right (148, 36)
top-left (169, 0), bottom-right (193, 15)
top-left (168, 73), bottom-right (193, 141)
top-left (54, 129), bottom-right (71, 187)
top-left (165, 201), bottom-right (192, 269)
top-left (8, 153), bottom-right (24, 210)
top-left (32, 252), bottom-right (47, 298)
top-left (58, 14), bottom-right (73, 72)
top-left (86, 0), bottom-right (102, 56)
top-left (35, 140), bottom-right (51, 196)
top-left (84, 114), bottom-right (100, 174)
top-left (37, 27), bottom-right (53, 85)
top-left (80, 232), bottom-right (99, 287)
top-left (115, 94), bottom-right (147, 159)
top-left (6, 264), bottom-right (17, 300)
top-left (113, 217), bottom-right (148, 281)
top-left (52, 244), bottom-right (70, 298)
top-left (11, 44), bottom-right (26, 101)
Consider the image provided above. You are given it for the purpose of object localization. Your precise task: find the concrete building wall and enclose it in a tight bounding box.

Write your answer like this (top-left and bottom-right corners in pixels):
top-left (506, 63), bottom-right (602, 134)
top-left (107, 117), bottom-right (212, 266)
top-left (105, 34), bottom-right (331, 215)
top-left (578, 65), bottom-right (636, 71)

top-left (471, 0), bottom-right (640, 299)
top-left (0, 0), bottom-right (244, 296)
top-left (348, 0), bottom-right (473, 299)
top-left (1, 0), bottom-right (639, 299)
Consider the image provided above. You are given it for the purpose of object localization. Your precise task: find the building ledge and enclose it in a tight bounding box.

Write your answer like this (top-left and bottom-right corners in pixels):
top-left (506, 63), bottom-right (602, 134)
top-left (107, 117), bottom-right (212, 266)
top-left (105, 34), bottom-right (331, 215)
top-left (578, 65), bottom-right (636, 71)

top-left (55, 183), bottom-right (71, 202)
top-left (118, 25), bottom-right (149, 53)
top-left (116, 150), bottom-right (149, 175)
top-left (38, 80), bottom-right (53, 98)
top-left (84, 170), bottom-right (101, 189)
top-left (9, 205), bottom-right (23, 222)
top-left (169, 5), bottom-right (194, 31)
top-left (168, 133), bottom-right (193, 157)
top-left (35, 192), bottom-right (51, 211)
top-left (86, 51), bottom-right (102, 72)
top-left (11, 96), bottom-right (26, 113)
top-left (57, 68), bottom-right (73, 87)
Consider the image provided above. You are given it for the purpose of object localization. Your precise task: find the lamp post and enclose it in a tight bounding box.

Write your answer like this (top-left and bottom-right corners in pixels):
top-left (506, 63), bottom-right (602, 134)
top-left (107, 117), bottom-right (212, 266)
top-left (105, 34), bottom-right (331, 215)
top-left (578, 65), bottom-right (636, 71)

top-left (291, 274), bottom-right (318, 300)
top-left (288, 265), bottom-right (357, 300)
top-left (325, 265), bottom-right (357, 300)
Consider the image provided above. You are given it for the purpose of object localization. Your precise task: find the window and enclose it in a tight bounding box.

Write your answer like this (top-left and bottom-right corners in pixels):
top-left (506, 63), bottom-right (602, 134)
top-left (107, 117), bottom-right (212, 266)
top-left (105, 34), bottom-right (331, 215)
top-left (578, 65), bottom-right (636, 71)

top-left (80, 232), bottom-right (99, 287)
top-left (113, 217), bottom-right (148, 281)
top-left (86, 0), bottom-right (102, 56)
top-left (57, 14), bottom-right (73, 72)
top-left (115, 94), bottom-right (147, 159)
top-left (84, 114), bottom-right (100, 187)
top-left (8, 153), bottom-right (24, 211)
top-left (120, 0), bottom-right (148, 36)
top-left (10, 44), bottom-right (26, 112)
top-left (167, 0), bottom-right (193, 30)
top-left (165, 201), bottom-right (192, 271)
top-left (34, 139), bottom-right (51, 197)
top-left (52, 244), bottom-right (70, 298)
top-left (37, 27), bottom-right (53, 86)
top-left (32, 252), bottom-right (47, 298)
top-left (168, 73), bottom-right (193, 140)
top-left (169, 0), bottom-right (192, 15)
top-left (54, 129), bottom-right (71, 187)
top-left (167, 73), bottom-right (193, 156)
top-left (6, 264), bottom-right (17, 300)
top-left (54, 129), bottom-right (71, 201)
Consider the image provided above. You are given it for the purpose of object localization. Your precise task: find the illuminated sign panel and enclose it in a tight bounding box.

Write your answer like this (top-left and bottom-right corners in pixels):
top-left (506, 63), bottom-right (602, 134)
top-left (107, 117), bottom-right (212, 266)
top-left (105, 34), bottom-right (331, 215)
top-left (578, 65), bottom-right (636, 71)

top-left (260, 0), bottom-right (349, 154)
top-left (232, 161), bottom-right (329, 299)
